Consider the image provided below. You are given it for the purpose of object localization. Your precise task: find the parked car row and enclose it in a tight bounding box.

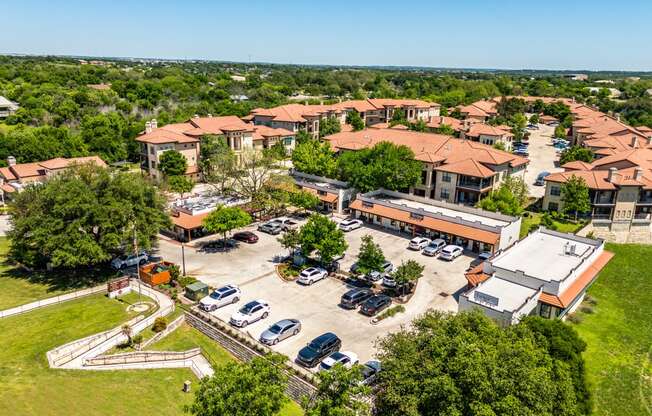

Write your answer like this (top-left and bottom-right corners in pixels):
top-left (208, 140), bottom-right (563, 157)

top-left (258, 217), bottom-right (300, 235)
top-left (111, 250), bottom-right (149, 269)
top-left (340, 288), bottom-right (392, 316)
top-left (407, 237), bottom-right (464, 261)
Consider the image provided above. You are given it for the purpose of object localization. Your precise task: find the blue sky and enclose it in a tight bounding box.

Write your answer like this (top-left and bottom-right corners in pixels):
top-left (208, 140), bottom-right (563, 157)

top-left (2, 0), bottom-right (652, 71)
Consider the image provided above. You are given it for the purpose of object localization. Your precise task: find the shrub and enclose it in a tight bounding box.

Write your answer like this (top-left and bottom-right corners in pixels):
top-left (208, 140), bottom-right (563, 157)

top-left (177, 275), bottom-right (198, 287)
top-left (579, 305), bottom-right (594, 314)
top-left (584, 295), bottom-right (597, 306)
top-left (567, 314), bottom-right (583, 324)
top-left (376, 305), bottom-right (406, 321)
top-left (152, 316), bottom-right (168, 332)
top-left (132, 334), bottom-right (143, 346)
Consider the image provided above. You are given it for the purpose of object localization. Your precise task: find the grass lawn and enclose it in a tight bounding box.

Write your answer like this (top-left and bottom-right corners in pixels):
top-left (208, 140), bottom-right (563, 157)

top-left (571, 243), bottom-right (652, 416)
top-left (519, 212), bottom-right (585, 237)
top-left (0, 237), bottom-right (118, 310)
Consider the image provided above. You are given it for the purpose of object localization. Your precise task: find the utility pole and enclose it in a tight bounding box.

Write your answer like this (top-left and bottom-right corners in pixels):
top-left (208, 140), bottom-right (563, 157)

top-left (133, 222), bottom-right (142, 302)
top-left (181, 243), bottom-right (186, 276)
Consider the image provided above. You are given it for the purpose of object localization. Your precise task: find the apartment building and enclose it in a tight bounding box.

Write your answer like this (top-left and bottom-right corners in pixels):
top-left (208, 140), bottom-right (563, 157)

top-left (136, 116), bottom-right (297, 180)
top-left (0, 96), bottom-right (19, 119)
top-left (425, 115), bottom-right (464, 135)
top-left (291, 170), bottom-right (355, 214)
top-left (324, 128), bottom-right (528, 205)
top-left (457, 100), bottom-right (498, 123)
top-left (349, 189), bottom-right (521, 253)
top-left (543, 148), bottom-right (652, 235)
top-left (463, 123), bottom-right (515, 150)
top-left (461, 228), bottom-right (613, 326)
top-left (246, 99), bottom-right (441, 137)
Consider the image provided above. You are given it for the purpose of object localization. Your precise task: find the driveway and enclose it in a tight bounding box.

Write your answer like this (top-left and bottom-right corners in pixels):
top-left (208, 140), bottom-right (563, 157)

top-left (156, 222), bottom-right (473, 365)
top-left (523, 124), bottom-right (563, 198)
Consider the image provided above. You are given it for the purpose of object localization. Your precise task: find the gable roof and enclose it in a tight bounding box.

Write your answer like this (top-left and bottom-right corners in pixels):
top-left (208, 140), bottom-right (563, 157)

top-left (0, 156), bottom-right (107, 182)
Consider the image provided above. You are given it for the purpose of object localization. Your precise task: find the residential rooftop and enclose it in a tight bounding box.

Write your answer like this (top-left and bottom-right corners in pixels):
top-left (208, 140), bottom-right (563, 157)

top-left (468, 278), bottom-right (538, 312)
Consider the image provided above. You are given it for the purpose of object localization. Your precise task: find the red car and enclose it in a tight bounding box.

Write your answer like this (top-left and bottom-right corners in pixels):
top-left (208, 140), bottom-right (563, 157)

top-left (233, 231), bottom-right (259, 244)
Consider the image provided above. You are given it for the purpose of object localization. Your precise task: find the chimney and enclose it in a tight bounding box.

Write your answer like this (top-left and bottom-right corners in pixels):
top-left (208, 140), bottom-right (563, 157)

top-left (647, 136), bottom-right (652, 146)
top-left (616, 113), bottom-right (621, 122)
top-left (207, 113), bottom-right (212, 118)
top-left (631, 136), bottom-right (639, 148)
top-left (634, 167), bottom-right (644, 181)
top-left (145, 121), bottom-right (152, 134)
top-left (607, 167), bottom-right (618, 183)
top-left (193, 114), bottom-right (199, 119)
top-left (304, 101), bottom-right (309, 106)
top-left (151, 119), bottom-right (157, 129)
top-left (7, 156), bottom-right (16, 166)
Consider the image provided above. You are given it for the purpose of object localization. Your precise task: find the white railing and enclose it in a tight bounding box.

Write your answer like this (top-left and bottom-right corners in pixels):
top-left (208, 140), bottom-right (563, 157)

top-left (85, 348), bottom-right (201, 366)
top-left (0, 285), bottom-right (106, 319)
top-left (139, 314), bottom-right (185, 350)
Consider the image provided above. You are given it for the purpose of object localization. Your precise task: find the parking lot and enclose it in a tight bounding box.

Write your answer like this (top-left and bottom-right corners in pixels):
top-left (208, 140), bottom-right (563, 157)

top-left (156, 220), bottom-right (473, 365)
top-left (523, 123), bottom-right (564, 198)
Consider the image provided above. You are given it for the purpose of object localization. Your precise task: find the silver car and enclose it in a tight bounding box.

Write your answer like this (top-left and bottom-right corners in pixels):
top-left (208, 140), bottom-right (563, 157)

top-left (259, 319), bottom-right (302, 345)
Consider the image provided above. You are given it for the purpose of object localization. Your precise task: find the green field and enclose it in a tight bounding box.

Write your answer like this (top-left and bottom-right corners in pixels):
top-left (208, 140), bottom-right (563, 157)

top-left (519, 212), bottom-right (586, 238)
top-left (572, 243), bottom-right (652, 416)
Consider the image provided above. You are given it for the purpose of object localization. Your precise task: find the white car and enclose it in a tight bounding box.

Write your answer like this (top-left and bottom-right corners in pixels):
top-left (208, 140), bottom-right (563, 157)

top-left (272, 217), bottom-right (299, 231)
top-left (319, 351), bottom-right (359, 371)
top-left (408, 237), bottom-right (431, 250)
top-left (199, 285), bottom-right (241, 312)
top-left (229, 299), bottom-right (270, 327)
top-left (339, 219), bottom-right (363, 232)
top-left (111, 251), bottom-right (148, 269)
top-left (297, 267), bottom-right (328, 285)
top-left (439, 245), bottom-right (464, 261)
top-left (382, 274), bottom-right (397, 287)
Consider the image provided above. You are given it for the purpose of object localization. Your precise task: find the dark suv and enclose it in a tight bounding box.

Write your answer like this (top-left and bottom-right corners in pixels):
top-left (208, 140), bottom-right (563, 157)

top-left (340, 288), bottom-right (373, 309)
top-left (360, 294), bottom-right (392, 316)
top-left (296, 332), bottom-right (341, 368)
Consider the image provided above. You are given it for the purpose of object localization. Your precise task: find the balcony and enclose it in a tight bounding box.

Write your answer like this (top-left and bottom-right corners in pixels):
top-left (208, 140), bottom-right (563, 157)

top-left (638, 195), bottom-right (652, 204)
top-left (591, 214), bottom-right (612, 223)
top-left (591, 192), bottom-right (615, 205)
top-left (633, 212), bottom-right (652, 223)
top-left (457, 176), bottom-right (493, 191)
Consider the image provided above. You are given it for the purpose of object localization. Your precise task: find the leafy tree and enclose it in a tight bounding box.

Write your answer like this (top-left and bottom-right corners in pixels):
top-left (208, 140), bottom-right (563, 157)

top-left (561, 175), bottom-right (591, 220)
top-left (435, 124), bottom-right (455, 136)
top-left (263, 141), bottom-right (288, 161)
top-left (493, 141), bottom-right (506, 151)
top-left (295, 130), bottom-right (313, 145)
top-left (167, 175), bottom-right (194, 196)
top-left (291, 140), bottom-right (337, 177)
top-left (375, 310), bottom-right (588, 416)
top-left (232, 149), bottom-right (276, 200)
top-left (158, 149), bottom-right (188, 177)
top-left (503, 175), bottom-right (529, 205)
top-left (529, 113), bottom-right (540, 124)
top-left (409, 119), bottom-right (428, 132)
top-left (302, 364), bottom-right (371, 416)
top-left (497, 96), bottom-right (527, 118)
top-left (554, 125), bottom-right (567, 138)
top-left (199, 135), bottom-right (237, 194)
top-left (389, 108), bottom-right (407, 126)
top-left (345, 111), bottom-right (365, 131)
top-left (559, 146), bottom-right (594, 166)
top-left (355, 234), bottom-right (386, 275)
top-left (299, 214), bottom-right (348, 264)
top-left (80, 113), bottom-right (128, 163)
top-left (8, 164), bottom-right (170, 268)
top-left (290, 190), bottom-right (320, 213)
top-left (319, 116), bottom-right (341, 137)
top-left (202, 205), bottom-right (252, 243)
top-left (477, 183), bottom-right (523, 216)
top-left (278, 228), bottom-right (301, 257)
top-left (187, 354), bottom-right (288, 416)
top-left (337, 142), bottom-right (421, 193)
top-left (392, 259), bottom-right (424, 296)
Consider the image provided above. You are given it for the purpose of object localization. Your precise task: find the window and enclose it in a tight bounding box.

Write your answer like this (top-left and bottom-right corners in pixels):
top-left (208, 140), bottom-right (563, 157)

top-left (317, 190), bottom-right (327, 196)
top-left (548, 202), bottom-right (559, 211)
top-left (550, 186), bottom-right (561, 196)
top-left (421, 170), bottom-right (428, 185)
top-left (362, 201), bottom-right (374, 208)
top-left (414, 189), bottom-right (426, 197)
top-left (409, 212), bottom-right (424, 221)
top-left (440, 189), bottom-right (450, 199)
top-left (539, 303), bottom-right (552, 319)
top-left (442, 172), bottom-right (452, 183)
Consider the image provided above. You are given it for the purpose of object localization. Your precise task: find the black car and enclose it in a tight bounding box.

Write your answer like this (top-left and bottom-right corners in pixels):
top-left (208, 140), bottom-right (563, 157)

top-left (360, 294), bottom-right (392, 316)
top-left (296, 332), bottom-right (341, 368)
top-left (340, 288), bottom-right (373, 309)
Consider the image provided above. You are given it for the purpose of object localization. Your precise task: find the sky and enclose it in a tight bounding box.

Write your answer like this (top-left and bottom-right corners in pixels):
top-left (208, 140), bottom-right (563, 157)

top-left (2, 0), bottom-right (652, 71)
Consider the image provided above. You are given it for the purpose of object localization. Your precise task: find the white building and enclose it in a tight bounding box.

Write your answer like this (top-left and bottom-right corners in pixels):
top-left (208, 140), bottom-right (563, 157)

top-left (291, 170), bottom-right (355, 214)
top-left (0, 96), bottom-right (19, 118)
top-left (460, 228), bottom-right (614, 326)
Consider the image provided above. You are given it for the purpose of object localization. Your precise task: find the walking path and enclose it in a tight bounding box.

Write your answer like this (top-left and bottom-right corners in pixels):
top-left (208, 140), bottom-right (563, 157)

top-left (0, 279), bottom-right (213, 378)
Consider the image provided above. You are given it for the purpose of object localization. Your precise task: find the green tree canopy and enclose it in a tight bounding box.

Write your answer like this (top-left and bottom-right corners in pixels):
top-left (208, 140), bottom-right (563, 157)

top-left (202, 205), bottom-right (252, 242)
top-left (290, 189), bottom-right (320, 213)
top-left (291, 139), bottom-right (337, 177)
top-left (8, 163), bottom-right (170, 268)
top-left (559, 146), bottom-right (594, 166)
top-left (167, 175), bottom-right (194, 196)
top-left (529, 113), bottom-right (540, 124)
top-left (187, 354), bottom-right (289, 416)
top-left (392, 259), bottom-right (424, 295)
top-left (199, 135), bottom-right (237, 194)
top-left (435, 124), bottom-right (455, 136)
top-left (477, 182), bottom-right (524, 216)
top-left (277, 228), bottom-right (301, 257)
top-left (80, 113), bottom-right (128, 163)
top-left (375, 310), bottom-right (590, 416)
top-left (302, 364), bottom-right (371, 416)
top-left (299, 214), bottom-right (348, 264)
top-left (158, 149), bottom-right (188, 177)
top-left (345, 111), bottom-right (365, 131)
top-left (355, 234), bottom-right (386, 275)
top-left (319, 116), bottom-right (342, 137)
top-left (561, 175), bottom-right (591, 220)
top-left (337, 141), bottom-right (421, 193)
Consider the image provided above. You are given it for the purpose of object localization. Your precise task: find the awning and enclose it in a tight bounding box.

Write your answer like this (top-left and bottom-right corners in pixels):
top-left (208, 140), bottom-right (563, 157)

top-left (303, 187), bottom-right (338, 204)
top-left (349, 200), bottom-right (500, 245)
top-left (171, 211), bottom-right (210, 231)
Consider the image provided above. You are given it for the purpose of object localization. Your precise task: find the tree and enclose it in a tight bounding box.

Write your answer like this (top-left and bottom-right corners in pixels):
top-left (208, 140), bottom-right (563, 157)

top-left (355, 234), bottom-right (386, 275)
top-left (390, 108), bottom-right (407, 126)
top-left (561, 175), bottom-right (591, 220)
top-left (554, 124), bottom-right (567, 139)
top-left (375, 310), bottom-right (589, 416)
top-left (263, 141), bottom-right (288, 161)
top-left (121, 324), bottom-right (133, 346)
top-left (502, 175), bottom-right (529, 206)
top-left (187, 354), bottom-right (288, 416)
top-left (392, 259), bottom-right (424, 296)
top-left (8, 164), bottom-right (170, 269)
top-left (299, 214), bottom-right (348, 264)
top-left (158, 149), bottom-right (187, 177)
top-left (409, 119), bottom-right (428, 132)
top-left (337, 141), bottom-right (421, 193)
top-left (529, 113), bottom-right (540, 124)
top-left (477, 183), bottom-right (523, 216)
top-left (232, 149), bottom-right (275, 200)
top-left (435, 124), bottom-right (455, 136)
top-left (493, 141), bottom-right (506, 151)
top-left (167, 175), bottom-right (194, 197)
top-left (559, 146), bottom-right (594, 166)
top-left (80, 113), bottom-right (127, 163)
top-left (199, 135), bottom-right (237, 194)
top-left (291, 139), bottom-right (337, 177)
top-left (202, 205), bottom-right (252, 243)
top-left (302, 364), bottom-right (371, 416)
top-left (345, 111), bottom-right (365, 131)
top-left (278, 228), bottom-right (301, 257)
top-left (295, 130), bottom-right (313, 145)
top-left (290, 190), bottom-right (320, 213)
top-left (319, 116), bottom-right (342, 138)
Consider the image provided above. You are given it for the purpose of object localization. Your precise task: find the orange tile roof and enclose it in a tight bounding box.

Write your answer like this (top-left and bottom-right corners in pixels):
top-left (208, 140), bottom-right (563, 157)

top-left (1, 184), bottom-right (16, 193)
top-left (465, 264), bottom-right (490, 287)
top-left (0, 156), bottom-right (107, 182)
top-left (466, 123), bottom-right (513, 138)
top-left (0, 167), bottom-right (16, 181)
top-left (39, 156), bottom-right (106, 170)
top-left (136, 123), bottom-right (199, 144)
top-left (426, 116), bottom-right (463, 131)
top-left (302, 187), bottom-right (338, 203)
top-left (545, 171), bottom-right (618, 190)
top-left (349, 199), bottom-right (500, 245)
top-left (171, 211), bottom-right (210, 230)
top-left (561, 160), bottom-right (593, 171)
top-left (539, 251), bottom-right (614, 308)
top-left (190, 116), bottom-right (253, 133)
top-left (250, 124), bottom-right (295, 140)
top-left (435, 158), bottom-right (496, 178)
